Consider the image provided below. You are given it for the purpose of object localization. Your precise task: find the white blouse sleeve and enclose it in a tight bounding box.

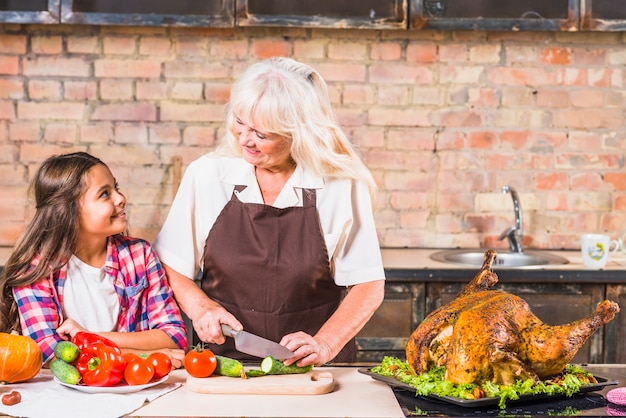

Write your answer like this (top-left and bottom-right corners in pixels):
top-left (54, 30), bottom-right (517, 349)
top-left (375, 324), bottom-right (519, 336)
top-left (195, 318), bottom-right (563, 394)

top-left (153, 162), bottom-right (204, 279)
top-left (320, 180), bottom-right (386, 287)
top-left (155, 156), bottom-right (239, 280)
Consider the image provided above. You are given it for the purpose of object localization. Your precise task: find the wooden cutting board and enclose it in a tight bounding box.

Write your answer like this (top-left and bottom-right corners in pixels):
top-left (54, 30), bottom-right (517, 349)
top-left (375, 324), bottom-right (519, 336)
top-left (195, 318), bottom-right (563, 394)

top-left (186, 371), bottom-right (335, 395)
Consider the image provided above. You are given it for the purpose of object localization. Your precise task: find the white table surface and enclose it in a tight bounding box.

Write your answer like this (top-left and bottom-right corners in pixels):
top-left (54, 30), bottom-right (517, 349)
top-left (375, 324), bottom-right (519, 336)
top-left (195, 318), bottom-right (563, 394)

top-left (132, 366), bottom-right (405, 417)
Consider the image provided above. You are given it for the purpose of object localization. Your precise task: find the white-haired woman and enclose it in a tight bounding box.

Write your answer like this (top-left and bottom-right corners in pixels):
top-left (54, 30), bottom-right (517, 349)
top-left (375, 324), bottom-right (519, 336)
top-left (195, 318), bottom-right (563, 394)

top-left (155, 57), bottom-right (385, 367)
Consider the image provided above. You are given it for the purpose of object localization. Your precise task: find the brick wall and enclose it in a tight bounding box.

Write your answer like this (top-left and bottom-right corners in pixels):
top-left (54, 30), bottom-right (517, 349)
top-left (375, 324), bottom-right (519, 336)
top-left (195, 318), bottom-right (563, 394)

top-left (1, 24), bottom-right (625, 263)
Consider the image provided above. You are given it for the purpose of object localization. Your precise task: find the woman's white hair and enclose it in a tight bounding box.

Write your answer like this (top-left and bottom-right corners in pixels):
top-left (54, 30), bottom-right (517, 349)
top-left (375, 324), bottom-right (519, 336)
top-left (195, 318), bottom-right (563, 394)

top-left (215, 57), bottom-right (377, 198)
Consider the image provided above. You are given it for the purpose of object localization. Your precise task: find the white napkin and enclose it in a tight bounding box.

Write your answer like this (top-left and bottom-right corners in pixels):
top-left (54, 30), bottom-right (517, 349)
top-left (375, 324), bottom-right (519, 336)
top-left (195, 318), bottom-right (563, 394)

top-left (0, 372), bottom-right (181, 418)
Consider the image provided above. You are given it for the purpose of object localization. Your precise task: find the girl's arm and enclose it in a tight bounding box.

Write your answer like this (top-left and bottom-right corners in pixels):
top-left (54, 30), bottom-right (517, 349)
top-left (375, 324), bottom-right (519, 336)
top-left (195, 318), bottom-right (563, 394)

top-left (12, 277), bottom-right (64, 363)
top-left (104, 240), bottom-right (188, 352)
top-left (99, 329), bottom-right (180, 350)
top-left (58, 319), bottom-right (186, 368)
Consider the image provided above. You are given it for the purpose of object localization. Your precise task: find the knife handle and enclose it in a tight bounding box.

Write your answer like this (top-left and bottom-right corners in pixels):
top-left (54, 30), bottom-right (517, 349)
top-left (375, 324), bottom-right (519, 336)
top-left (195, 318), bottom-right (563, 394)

top-left (220, 323), bottom-right (236, 337)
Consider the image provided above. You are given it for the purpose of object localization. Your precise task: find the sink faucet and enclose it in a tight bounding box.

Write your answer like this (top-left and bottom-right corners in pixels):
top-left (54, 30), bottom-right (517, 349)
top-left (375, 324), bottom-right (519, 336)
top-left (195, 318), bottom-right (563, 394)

top-left (499, 185), bottom-right (523, 253)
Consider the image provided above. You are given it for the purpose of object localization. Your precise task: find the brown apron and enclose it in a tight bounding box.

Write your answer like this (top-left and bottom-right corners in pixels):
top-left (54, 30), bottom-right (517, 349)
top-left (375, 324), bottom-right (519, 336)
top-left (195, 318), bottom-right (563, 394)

top-left (199, 185), bottom-right (356, 363)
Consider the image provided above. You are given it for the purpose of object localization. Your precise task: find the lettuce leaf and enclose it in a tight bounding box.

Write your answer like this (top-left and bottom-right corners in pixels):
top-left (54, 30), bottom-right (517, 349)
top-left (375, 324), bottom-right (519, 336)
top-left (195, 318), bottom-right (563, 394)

top-left (371, 356), bottom-right (591, 409)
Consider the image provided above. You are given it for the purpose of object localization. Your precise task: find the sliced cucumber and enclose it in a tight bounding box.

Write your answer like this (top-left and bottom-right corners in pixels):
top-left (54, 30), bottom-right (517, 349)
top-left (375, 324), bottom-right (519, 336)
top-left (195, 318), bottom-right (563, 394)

top-left (245, 369), bottom-right (266, 378)
top-left (260, 356), bottom-right (313, 375)
top-left (214, 355), bottom-right (245, 378)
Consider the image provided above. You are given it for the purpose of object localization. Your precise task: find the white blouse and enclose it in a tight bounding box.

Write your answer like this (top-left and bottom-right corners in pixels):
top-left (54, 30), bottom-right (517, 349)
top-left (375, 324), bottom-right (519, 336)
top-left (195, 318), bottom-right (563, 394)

top-left (154, 155), bottom-right (385, 287)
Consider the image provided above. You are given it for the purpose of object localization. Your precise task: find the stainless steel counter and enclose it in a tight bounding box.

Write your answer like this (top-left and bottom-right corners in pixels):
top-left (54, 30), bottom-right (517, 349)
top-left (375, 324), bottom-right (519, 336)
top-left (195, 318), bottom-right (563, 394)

top-left (381, 248), bottom-right (626, 283)
top-left (381, 248), bottom-right (626, 270)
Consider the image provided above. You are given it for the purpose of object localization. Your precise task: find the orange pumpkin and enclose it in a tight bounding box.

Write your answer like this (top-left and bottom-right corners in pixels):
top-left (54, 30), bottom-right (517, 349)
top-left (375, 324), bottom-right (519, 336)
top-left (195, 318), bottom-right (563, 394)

top-left (0, 332), bottom-right (43, 383)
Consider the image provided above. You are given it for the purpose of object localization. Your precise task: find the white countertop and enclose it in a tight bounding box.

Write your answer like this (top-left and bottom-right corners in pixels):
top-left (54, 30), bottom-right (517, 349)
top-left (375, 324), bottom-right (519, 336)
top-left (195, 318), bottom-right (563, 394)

top-left (380, 248), bottom-right (626, 270)
top-left (132, 367), bottom-right (405, 417)
top-left (0, 368), bottom-right (403, 418)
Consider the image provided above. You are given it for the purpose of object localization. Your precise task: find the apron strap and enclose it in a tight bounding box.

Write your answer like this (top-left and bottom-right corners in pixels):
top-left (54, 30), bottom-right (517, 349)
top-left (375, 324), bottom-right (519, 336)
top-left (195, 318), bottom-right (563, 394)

top-left (303, 189), bottom-right (316, 208)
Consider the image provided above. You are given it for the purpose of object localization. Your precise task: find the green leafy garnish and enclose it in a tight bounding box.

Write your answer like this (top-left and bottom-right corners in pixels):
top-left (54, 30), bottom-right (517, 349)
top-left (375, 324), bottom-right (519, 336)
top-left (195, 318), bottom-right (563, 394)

top-left (371, 356), bottom-right (596, 409)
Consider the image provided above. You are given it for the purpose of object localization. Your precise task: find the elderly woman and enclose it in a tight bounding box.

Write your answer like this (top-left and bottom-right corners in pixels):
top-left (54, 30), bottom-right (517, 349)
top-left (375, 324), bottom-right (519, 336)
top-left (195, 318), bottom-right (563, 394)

top-left (154, 57), bottom-right (385, 367)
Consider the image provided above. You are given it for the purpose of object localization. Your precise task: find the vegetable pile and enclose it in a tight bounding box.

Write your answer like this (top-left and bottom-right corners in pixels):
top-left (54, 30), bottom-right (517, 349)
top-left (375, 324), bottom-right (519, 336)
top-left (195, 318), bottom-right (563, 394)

top-left (371, 356), bottom-right (598, 409)
top-left (182, 343), bottom-right (313, 379)
top-left (50, 332), bottom-right (171, 387)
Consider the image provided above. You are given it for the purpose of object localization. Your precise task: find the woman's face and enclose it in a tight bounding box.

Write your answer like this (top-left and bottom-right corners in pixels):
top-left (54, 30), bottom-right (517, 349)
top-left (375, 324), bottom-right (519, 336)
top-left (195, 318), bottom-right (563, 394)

top-left (233, 116), bottom-right (293, 172)
top-left (78, 164), bottom-right (128, 240)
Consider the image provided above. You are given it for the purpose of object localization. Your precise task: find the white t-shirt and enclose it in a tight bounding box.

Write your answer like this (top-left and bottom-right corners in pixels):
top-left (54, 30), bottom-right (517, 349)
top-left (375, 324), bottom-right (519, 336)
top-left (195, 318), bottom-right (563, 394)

top-left (63, 255), bottom-right (120, 331)
top-left (154, 155), bottom-right (385, 287)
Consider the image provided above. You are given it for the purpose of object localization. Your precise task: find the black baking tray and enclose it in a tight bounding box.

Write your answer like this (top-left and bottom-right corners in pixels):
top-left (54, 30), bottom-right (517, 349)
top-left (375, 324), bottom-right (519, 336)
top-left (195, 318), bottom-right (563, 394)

top-left (359, 368), bottom-right (618, 408)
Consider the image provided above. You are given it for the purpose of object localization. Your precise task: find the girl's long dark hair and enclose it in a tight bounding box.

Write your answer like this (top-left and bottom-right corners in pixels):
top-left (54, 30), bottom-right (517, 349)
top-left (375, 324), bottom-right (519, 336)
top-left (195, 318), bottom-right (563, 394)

top-left (0, 152), bottom-right (106, 333)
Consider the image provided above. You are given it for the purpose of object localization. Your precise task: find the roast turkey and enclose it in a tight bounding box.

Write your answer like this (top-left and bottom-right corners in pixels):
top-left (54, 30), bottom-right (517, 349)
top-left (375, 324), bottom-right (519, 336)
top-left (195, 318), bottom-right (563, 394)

top-left (406, 249), bottom-right (620, 386)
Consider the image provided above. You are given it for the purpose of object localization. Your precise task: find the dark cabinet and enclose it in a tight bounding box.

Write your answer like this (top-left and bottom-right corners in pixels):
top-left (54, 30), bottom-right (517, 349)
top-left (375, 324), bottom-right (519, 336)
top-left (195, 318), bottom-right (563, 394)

top-left (236, 0), bottom-right (408, 29)
top-left (581, 0), bottom-right (626, 30)
top-left (1, 0), bottom-right (48, 10)
top-left (605, 285), bottom-right (626, 363)
top-left (1, 0), bottom-right (406, 28)
top-left (410, 0), bottom-right (579, 31)
top-left (0, 0), bottom-right (58, 23)
top-left (357, 270), bottom-right (619, 364)
top-left (59, 0), bottom-right (234, 27)
top-left (356, 282), bottom-right (425, 362)
top-left (3, 0), bottom-right (626, 31)
top-left (7, 0), bottom-right (622, 31)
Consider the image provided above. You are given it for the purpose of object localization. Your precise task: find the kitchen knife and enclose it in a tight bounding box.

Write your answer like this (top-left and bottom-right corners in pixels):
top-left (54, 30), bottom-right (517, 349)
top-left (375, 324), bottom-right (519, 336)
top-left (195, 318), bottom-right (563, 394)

top-left (221, 324), bottom-right (295, 360)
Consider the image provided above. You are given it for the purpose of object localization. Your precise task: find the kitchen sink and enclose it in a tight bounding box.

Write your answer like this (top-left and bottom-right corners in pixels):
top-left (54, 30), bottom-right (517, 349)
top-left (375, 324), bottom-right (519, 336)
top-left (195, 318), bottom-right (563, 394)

top-left (430, 249), bottom-right (570, 268)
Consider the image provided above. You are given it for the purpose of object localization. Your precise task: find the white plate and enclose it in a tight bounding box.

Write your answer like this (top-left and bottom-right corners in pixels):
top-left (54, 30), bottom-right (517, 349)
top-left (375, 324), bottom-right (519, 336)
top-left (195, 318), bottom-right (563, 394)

top-left (54, 375), bottom-right (169, 394)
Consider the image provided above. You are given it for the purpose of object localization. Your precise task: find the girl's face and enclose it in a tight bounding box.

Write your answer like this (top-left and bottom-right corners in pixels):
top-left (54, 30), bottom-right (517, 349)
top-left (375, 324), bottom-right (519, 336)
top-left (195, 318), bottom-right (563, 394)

top-left (78, 164), bottom-right (127, 240)
top-left (233, 116), bottom-right (293, 172)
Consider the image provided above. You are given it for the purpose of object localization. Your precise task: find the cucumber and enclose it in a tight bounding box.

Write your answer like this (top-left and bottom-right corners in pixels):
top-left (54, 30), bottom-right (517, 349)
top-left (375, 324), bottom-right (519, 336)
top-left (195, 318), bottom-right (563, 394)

top-left (245, 369), bottom-right (266, 378)
top-left (53, 341), bottom-right (80, 363)
top-left (214, 355), bottom-right (245, 378)
top-left (260, 356), bottom-right (313, 375)
top-left (50, 358), bottom-right (81, 385)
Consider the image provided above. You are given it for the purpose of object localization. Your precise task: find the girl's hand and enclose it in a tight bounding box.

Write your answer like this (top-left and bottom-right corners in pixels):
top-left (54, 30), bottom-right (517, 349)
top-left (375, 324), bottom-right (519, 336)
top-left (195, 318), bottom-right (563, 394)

top-left (123, 348), bottom-right (186, 369)
top-left (160, 348), bottom-right (186, 369)
top-left (155, 348), bottom-right (185, 369)
top-left (56, 318), bottom-right (86, 340)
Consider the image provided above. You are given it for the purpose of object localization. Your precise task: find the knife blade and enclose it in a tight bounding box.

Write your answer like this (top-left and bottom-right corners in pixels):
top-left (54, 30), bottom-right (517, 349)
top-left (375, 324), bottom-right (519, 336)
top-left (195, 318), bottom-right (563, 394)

top-left (221, 324), bottom-right (295, 360)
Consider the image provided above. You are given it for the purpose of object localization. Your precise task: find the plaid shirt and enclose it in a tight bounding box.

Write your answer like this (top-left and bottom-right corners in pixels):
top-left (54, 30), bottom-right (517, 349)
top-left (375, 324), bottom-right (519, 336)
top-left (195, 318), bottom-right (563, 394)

top-left (13, 235), bottom-right (187, 362)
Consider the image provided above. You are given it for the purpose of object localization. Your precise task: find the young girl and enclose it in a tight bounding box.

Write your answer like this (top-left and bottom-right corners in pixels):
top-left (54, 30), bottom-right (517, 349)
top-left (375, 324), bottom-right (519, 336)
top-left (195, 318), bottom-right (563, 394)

top-left (0, 152), bottom-right (187, 365)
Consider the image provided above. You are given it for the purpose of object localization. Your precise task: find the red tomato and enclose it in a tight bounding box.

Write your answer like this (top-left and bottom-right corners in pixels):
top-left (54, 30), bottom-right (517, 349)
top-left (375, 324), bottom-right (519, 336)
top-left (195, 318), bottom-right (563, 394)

top-left (148, 352), bottom-right (172, 380)
top-left (184, 345), bottom-right (217, 378)
top-left (123, 353), bottom-right (140, 363)
top-left (124, 358), bottom-right (155, 386)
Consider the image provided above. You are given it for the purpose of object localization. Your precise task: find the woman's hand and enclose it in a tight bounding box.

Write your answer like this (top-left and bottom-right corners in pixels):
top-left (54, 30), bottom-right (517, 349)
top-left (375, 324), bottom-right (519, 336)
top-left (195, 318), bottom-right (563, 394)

top-left (280, 281), bottom-right (385, 367)
top-left (163, 264), bottom-right (242, 345)
top-left (193, 306), bottom-right (242, 345)
top-left (279, 331), bottom-right (333, 368)
top-left (56, 318), bottom-right (86, 340)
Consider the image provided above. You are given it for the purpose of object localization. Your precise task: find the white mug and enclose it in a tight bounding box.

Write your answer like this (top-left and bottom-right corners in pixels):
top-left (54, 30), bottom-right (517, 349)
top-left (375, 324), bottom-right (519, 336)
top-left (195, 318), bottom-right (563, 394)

top-left (581, 233), bottom-right (619, 269)
top-left (619, 230), bottom-right (626, 255)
